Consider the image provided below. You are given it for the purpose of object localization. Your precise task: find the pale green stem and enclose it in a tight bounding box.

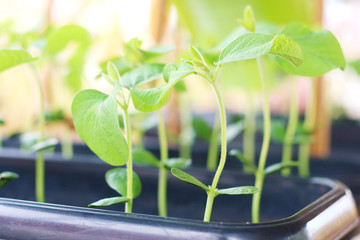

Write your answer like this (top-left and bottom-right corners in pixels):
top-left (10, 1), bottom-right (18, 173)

top-left (157, 109), bottom-right (168, 217)
top-left (298, 80), bottom-right (316, 178)
top-left (61, 132), bottom-right (73, 160)
top-left (32, 66), bottom-right (46, 203)
top-left (179, 92), bottom-right (193, 160)
top-left (203, 81), bottom-right (227, 222)
top-left (281, 77), bottom-right (299, 176)
top-left (122, 107), bottom-right (133, 213)
top-left (207, 113), bottom-right (220, 170)
top-left (243, 90), bottom-right (256, 173)
top-left (252, 58), bottom-right (270, 223)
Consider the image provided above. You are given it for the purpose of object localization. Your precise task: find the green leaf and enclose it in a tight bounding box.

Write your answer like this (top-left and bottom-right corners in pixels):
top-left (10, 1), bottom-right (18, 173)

top-left (139, 45), bottom-right (174, 62)
top-left (272, 22), bottom-right (345, 76)
top-left (226, 121), bottom-right (245, 143)
top-left (229, 149), bottom-right (257, 173)
top-left (45, 110), bottom-right (65, 122)
top-left (31, 138), bottom-right (59, 153)
top-left (164, 158), bottom-right (192, 169)
top-left (43, 24), bottom-right (90, 56)
top-left (130, 62), bottom-right (194, 112)
top-left (0, 171), bottom-right (19, 188)
top-left (71, 87), bottom-right (129, 166)
top-left (88, 196), bottom-right (130, 207)
top-left (122, 64), bottom-right (165, 89)
top-left (107, 61), bottom-right (121, 83)
top-left (192, 116), bottom-right (212, 141)
top-left (99, 56), bottom-right (132, 76)
top-left (106, 168), bottom-right (142, 198)
top-left (171, 168), bottom-right (208, 191)
top-left (349, 59), bottom-right (360, 76)
top-left (217, 33), bottom-right (303, 66)
top-left (238, 5), bottom-right (256, 33)
top-left (270, 120), bottom-right (286, 143)
top-left (216, 186), bottom-right (259, 196)
top-left (0, 50), bottom-right (37, 72)
top-left (132, 148), bottom-right (160, 168)
top-left (264, 161), bottom-right (299, 176)
top-left (163, 64), bottom-right (178, 83)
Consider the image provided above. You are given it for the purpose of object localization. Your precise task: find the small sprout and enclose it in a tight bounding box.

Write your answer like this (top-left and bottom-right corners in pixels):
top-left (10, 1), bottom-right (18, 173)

top-left (264, 162), bottom-right (299, 176)
top-left (0, 171), bottom-right (19, 188)
top-left (88, 197), bottom-right (130, 208)
top-left (31, 138), bottom-right (59, 153)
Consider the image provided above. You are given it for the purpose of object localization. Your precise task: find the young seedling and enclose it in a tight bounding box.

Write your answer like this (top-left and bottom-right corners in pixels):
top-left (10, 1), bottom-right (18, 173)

top-left (0, 49), bottom-right (58, 202)
top-left (0, 171), bottom-right (19, 188)
top-left (269, 22), bottom-right (345, 178)
top-left (213, 7), bottom-right (304, 222)
top-left (170, 46), bottom-right (259, 222)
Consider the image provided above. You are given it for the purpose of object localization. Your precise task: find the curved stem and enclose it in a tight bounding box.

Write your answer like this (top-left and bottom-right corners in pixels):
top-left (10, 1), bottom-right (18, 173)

top-left (157, 109), bottom-right (168, 217)
top-left (243, 90), bottom-right (256, 173)
top-left (203, 81), bottom-right (227, 222)
top-left (281, 77), bottom-right (299, 176)
top-left (122, 107), bottom-right (133, 213)
top-left (31, 66), bottom-right (46, 203)
top-left (252, 58), bottom-right (270, 223)
top-left (298, 80), bottom-right (316, 178)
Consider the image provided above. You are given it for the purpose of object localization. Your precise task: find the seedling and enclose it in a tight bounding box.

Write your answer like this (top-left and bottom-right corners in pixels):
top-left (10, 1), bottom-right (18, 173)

top-left (0, 171), bottom-right (18, 188)
top-left (0, 49), bottom-right (58, 202)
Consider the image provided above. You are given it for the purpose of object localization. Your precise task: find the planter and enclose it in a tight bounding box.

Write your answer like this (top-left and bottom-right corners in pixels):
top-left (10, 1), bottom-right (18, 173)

top-left (0, 156), bottom-right (358, 239)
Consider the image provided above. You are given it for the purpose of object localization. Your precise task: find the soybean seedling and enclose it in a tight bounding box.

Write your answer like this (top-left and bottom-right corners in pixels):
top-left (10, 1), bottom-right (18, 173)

top-left (169, 46), bottom-right (259, 222)
top-left (269, 22), bottom-right (345, 178)
top-left (0, 49), bottom-right (58, 202)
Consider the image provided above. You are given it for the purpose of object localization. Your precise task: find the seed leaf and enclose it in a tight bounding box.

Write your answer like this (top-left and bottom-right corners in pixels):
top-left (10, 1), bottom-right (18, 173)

top-left (132, 148), bottom-right (160, 168)
top-left (229, 149), bottom-right (257, 174)
top-left (71, 86), bottom-right (129, 166)
top-left (0, 171), bottom-right (19, 188)
top-left (31, 138), bottom-right (59, 153)
top-left (121, 64), bottom-right (164, 89)
top-left (43, 24), bottom-right (90, 56)
top-left (217, 33), bottom-right (303, 66)
top-left (88, 196), bottom-right (130, 207)
top-left (0, 50), bottom-right (37, 72)
top-left (264, 161), bottom-right (299, 176)
top-left (130, 61), bottom-right (194, 112)
top-left (171, 168), bottom-right (208, 192)
top-left (106, 168), bottom-right (142, 198)
top-left (272, 22), bottom-right (345, 76)
top-left (216, 186), bottom-right (259, 196)
top-left (164, 158), bottom-right (192, 169)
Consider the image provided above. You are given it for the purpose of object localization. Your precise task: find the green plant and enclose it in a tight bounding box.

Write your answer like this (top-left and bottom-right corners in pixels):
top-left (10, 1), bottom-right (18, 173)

top-left (0, 171), bottom-right (18, 188)
top-left (0, 49), bottom-right (58, 202)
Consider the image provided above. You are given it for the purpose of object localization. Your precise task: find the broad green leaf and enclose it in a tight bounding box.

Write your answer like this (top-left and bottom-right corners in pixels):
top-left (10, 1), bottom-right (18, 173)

top-left (272, 22), bottom-right (345, 76)
top-left (132, 148), bottom-right (160, 168)
top-left (0, 171), bottom-right (19, 188)
top-left (171, 168), bottom-right (208, 191)
top-left (264, 161), bottom-right (298, 176)
top-left (43, 24), bottom-right (90, 56)
top-left (0, 50), bottom-right (37, 72)
top-left (106, 168), bottom-right (142, 198)
top-left (121, 64), bottom-right (165, 89)
top-left (229, 149), bottom-right (257, 173)
top-left (238, 5), bottom-right (256, 33)
top-left (107, 61), bottom-right (121, 83)
top-left (193, 116), bottom-right (212, 141)
top-left (130, 62), bottom-right (194, 112)
top-left (88, 196), bottom-right (130, 207)
top-left (164, 158), bottom-right (192, 169)
top-left (217, 33), bottom-right (303, 66)
top-left (31, 138), bottom-right (59, 153)
top-left (71, 87), bottom-right (129, 166)
top-left (216, 186), bottom-right (259, 196)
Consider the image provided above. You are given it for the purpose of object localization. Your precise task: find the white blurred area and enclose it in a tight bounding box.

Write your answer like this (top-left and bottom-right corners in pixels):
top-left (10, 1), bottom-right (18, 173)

top-left (324, 0), bottom-right (360, 119)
